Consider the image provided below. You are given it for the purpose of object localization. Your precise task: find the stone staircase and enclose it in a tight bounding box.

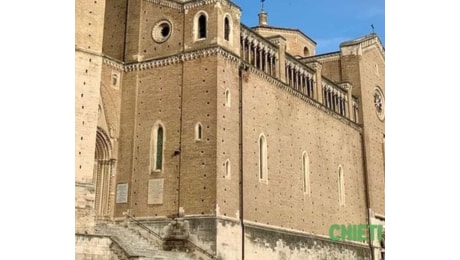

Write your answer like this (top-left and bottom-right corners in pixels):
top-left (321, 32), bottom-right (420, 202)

top-left (95, 222), bottom-right (196, 260)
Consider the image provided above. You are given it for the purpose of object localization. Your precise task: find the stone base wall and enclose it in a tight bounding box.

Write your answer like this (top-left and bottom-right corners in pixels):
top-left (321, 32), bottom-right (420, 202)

top-left (76, 183), bottom-right (96, 234)
top-left (122, 216), bottom-right (371, 260)
top-left (75, 234), bottom-right (125, 260)
top-left (243, 222), bottom-right (371, 260)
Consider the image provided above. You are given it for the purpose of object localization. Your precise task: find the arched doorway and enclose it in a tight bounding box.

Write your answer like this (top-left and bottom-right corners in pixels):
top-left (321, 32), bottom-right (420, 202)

top-left (93, 128), bottom-right (114, 220)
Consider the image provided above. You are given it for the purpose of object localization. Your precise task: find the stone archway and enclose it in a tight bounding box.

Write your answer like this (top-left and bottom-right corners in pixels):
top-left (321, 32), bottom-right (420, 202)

top-left (93, 128), bottom-right (114, 220)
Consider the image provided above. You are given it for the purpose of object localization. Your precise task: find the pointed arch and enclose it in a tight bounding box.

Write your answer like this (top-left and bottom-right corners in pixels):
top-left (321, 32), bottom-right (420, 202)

top-left (225, 88), bottom-right (231, 107)
top-left (224, 14), bottom-right (232, 41)
top-left (258, 133), bottom-right (268, 183)
top-left (338, 165), bottom-right (345, 206)
top-left (194, 11), bottom-right (208, 40)
top-left (150, 121), bottom-right (165, 172)
top-left (94, 128), bottom-right (113, 219)
top-left (225, 159), bottom-right (231, 179)
top-left (95, 127), bottom-right (112, 161)
top-left (195, 122), bottom-right (203, 141)
top-left (302, 151), bottom-right (310, 195)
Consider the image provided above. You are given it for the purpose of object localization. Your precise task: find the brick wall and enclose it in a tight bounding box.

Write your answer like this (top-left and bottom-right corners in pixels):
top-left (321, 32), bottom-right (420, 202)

top-left (241, 70), bottom-right (367, 237)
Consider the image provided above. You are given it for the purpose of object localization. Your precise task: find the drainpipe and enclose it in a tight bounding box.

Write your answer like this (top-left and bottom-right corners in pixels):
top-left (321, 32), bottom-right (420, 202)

top-left (238, 63), bottom-right (247, 260)
top-left (360, 130), bottom-right (374, 260)
top-left (177, 6), bottom-right (187, 216)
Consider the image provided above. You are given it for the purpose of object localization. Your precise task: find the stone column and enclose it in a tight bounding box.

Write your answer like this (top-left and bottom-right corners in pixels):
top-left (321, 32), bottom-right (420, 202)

top-left (268, 54), bottom-right (272, 75)
top-left (249, 43), bottom-right (253, 65)
top-left (264, 49), bottom-right (269, 74)
top-left (339, 82), bottom-right (353, 120)
top-left (274, 37), bottom-right (286, 83)
top-left (242, 37), bottom-right (246, 61)
top-left (309, 61), bottom-right (323, 104)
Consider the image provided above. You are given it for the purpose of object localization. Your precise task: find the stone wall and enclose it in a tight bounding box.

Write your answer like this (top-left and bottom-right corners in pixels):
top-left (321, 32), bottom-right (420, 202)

top-left (75, 234), bottom-right (123, 260)
top-left (244, 223), bottom-right (371, 260)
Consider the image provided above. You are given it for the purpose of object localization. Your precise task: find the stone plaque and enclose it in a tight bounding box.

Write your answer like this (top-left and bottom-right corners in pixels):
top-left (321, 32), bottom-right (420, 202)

top-left (148, 179), bottom-right (164, 204)
top-left (116, 183), bottom-right (128, 203)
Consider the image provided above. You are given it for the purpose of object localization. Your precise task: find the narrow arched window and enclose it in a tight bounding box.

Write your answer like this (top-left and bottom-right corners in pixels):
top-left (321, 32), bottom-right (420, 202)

top-left (225, 89), bottom-right (231, 107)
top-left (224, 16), bottom-right (230, 41)
top-left (303, 46), bottom-right (310, 57)
top-left (338, 165), bottom-right (345, 206)
top-left (195, 122), bottom-right (203, 141)
top-left (258, 134), bottom-right (268, 182)
top-left (151, 123), bottom-right (165, 172)
top-left (225, 159), bottom-right (231, 179)
top-left (156, 126), bottom-right (163, 170)
top-left (302, 152), bottom-right (310, 195)
top-left (198, 14), bottom-right (207, 39)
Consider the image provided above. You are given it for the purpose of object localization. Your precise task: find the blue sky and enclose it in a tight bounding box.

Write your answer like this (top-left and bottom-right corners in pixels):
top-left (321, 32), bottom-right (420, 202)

top-left (232, 0), bottom-right (385, 54)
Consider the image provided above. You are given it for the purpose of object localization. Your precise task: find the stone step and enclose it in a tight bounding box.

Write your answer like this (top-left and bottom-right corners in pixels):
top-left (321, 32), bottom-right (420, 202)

top-left (95, 223), bottom-right (196, 259)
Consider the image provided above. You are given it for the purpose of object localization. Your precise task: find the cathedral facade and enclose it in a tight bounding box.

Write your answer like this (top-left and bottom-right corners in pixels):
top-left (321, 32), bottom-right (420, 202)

top-left (75, 0), bottom-right (385, 259)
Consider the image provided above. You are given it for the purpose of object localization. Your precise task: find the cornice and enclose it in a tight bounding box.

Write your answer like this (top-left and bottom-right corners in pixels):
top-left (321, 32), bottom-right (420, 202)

top-left (100, 47), bottom-right (360, 131)
top-left (184, 0), bottom-right (241, 11)
top-left (125, 56), bottom-right (181, 72)
top-left (143, 0), bottom-right (241, 12)
top-left (103, 58), bottom-right (124, 72)
top-left (102, 46), bottom-right (241, 72)
top-left (143, 0), bottom-right (183, 10)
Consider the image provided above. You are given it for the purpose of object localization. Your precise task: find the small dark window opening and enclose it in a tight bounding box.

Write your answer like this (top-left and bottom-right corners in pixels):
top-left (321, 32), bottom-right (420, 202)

top-left (198, 124), bottom-right (202, 140)
top-left (303, 47), bottom-right (310, 57)
top-left (259, 135), bottom-right (266, 180)
top-left (111, 74), bottom-right (118, 86)
top-left (198, 15), bottom-right (207, 39)
top-left (161, 25), bottom-right (170, 37)
top-left (224, 17), bottom-right (230, 41)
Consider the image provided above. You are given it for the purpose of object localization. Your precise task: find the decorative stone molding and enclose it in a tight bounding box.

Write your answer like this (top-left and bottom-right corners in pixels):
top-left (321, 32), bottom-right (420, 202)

top-left (144, 0), bottom-right (242, 13)
top-left (144, 0), bottom-right (183, 10)
top-left (124, 56), bottom-right (181, 71)
top-left (338, 82), bottom-right (352, 91)
top-left (307, 60), bottom-right (322, 70)
top-left (184, 0), bottom-right (240, 11)
top-left (103, 46), bottom-right (241, 72)
top-left (152, 19), bottom-right (173, 43)
top-left (103, 58), bottom-right (124, 72)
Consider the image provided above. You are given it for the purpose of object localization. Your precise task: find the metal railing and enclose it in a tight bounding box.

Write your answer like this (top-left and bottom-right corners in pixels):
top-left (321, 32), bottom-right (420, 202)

top-left (124, 213), bottom-right (163, 241)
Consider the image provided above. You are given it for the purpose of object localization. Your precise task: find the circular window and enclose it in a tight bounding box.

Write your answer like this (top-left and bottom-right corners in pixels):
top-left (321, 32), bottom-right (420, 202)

top-left (374, 87), bottom-right (385, 121)
top-left (152, 20), bottom-right (172, 43)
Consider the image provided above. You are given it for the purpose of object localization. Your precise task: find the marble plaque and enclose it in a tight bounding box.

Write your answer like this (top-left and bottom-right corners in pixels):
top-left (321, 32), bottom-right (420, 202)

top-left (116, 183), bottom-right (128, 203)
top-left (148, 179), bottom-right (164, 204)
